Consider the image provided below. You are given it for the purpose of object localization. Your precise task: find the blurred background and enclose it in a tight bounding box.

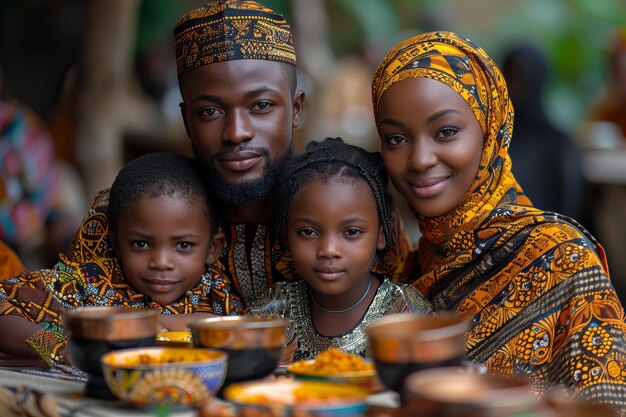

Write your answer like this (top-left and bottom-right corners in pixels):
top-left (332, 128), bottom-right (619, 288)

top-left (1, 0), bottom-right (625, 296)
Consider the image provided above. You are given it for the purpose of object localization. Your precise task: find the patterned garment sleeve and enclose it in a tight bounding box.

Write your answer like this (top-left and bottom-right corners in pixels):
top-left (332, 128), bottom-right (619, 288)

top-left (25, 328), bottom-right (67, 368)
top-left (388, 282), bottom-right (433, 315)
top-left (245, 282), bottom-right (290, 317)
top-left (204, 266), bottom-right (245, 315)
top-left (65, 188), bottom-right (115, 263)
top-left (462, 222), bottom-right (626, 412)
top-left (0, 270), bottom-right (68, 367)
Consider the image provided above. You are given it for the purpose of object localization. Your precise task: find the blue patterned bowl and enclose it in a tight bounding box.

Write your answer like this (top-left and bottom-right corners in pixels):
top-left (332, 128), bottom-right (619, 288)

top-left (100, 346), bottom-right (227, 407)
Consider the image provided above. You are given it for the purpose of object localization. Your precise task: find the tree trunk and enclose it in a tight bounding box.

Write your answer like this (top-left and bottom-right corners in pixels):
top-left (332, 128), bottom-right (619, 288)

top-left (73, 0), bottom-right (141, 198)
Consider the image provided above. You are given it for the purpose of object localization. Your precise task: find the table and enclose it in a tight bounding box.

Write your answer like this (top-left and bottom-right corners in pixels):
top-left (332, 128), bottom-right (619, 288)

top-left (0, 367), bottom-right (203, 417)
top-left (0, 367), bottom-right (399, 417)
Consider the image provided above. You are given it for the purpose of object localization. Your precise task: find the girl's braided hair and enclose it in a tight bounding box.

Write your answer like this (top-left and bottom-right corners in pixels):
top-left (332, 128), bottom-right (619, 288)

top-left (275, 137), bottom-right (395, 255)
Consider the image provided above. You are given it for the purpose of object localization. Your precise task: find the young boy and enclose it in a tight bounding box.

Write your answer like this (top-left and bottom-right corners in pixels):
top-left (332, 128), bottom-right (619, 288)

top-left (0, 152), bottom-right (243, 368)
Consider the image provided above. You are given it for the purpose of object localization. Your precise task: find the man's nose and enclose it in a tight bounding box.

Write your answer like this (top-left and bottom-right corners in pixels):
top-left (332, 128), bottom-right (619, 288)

top-left (223, 108), bottom-right (254, 144)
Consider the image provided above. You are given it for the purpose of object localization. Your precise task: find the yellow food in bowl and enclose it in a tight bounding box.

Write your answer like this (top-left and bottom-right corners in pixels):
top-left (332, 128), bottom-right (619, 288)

top-left (225, 380), bottom-right (368, 407)
top-left (104, 347), bottom-right (222, 367)
top-left (288, 348), bottom-right (375, 376)
top-left (156, 330), bottom-right (193, 347)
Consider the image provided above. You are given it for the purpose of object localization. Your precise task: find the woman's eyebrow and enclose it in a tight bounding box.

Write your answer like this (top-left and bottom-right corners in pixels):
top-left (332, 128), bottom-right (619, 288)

top-left (426, 108), bottom-right (461, 123)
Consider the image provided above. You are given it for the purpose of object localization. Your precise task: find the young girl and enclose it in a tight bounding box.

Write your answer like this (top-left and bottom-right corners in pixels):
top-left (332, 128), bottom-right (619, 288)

top-left (0, 152), bottom-right (243, 368)
top-left (248, 137), bottom-right (432, 361)
top-left (371, 31), bottom-right (626, 409)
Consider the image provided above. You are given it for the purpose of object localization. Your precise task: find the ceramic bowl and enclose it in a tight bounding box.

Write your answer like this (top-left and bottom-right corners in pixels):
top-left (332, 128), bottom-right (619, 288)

top-left (100, 346), bottom-right (227, 407)
top-left (403, 366), bottom-right (536, 417)
top-left (189, 316), bottom-right (288, 385)
top-left (63, 306), bottom-right (159, 399)
top-left (224, 379), bottom-right (369, 416)
top-left (366, 312), bottom-right (471, 394)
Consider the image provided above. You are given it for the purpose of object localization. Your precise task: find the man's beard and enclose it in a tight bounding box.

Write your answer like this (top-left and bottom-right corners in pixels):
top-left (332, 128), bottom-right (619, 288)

top-left (194, 144), bottom-right (293, 205)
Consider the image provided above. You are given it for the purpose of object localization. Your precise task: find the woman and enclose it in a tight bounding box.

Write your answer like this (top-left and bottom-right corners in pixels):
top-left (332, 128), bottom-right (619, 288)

top-left (372, 31), bottom-right (626, 409)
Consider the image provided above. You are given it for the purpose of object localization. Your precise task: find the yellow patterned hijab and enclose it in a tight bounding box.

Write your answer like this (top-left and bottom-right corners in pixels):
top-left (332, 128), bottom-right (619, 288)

top-left (372, 31), bottom-right (607, 298)
top-left (373, 31), bottom-right (531, 245)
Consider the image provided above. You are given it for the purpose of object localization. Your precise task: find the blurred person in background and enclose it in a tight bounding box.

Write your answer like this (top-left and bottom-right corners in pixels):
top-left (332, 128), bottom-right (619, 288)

top-left (584, 28), bottom-right (626, 303)
top-left (589, 28), bottom-right (626, 139)
top-left (0, 64), bottom-right (82, 270)
top-left (501, 42), bottom-right (588, 222)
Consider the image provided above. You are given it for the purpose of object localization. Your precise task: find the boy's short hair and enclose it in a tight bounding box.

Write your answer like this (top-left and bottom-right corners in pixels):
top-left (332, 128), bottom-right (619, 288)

top-left (108, 152), bottom-right (219, 235)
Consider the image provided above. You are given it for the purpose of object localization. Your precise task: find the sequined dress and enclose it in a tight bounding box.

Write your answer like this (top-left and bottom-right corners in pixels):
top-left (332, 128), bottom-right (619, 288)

top-left (248, 276), bottom-right (432, 361)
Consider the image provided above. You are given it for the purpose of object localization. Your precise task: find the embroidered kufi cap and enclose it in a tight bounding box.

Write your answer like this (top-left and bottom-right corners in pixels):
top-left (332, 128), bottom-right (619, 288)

top-left (174, 0), bottom-right (296, 76)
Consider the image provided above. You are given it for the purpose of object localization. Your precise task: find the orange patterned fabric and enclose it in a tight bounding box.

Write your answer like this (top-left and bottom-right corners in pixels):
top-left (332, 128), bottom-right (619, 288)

top-left (174, 0), bottom-right (296, 76)
top-left (373, 31), bottom-right (626, 410)
top-left (0, 240), bottom-right (23, 279)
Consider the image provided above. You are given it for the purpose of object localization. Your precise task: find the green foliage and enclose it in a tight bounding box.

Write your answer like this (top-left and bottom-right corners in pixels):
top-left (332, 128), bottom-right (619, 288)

top-left (319, 0), bottom-right (625, 131)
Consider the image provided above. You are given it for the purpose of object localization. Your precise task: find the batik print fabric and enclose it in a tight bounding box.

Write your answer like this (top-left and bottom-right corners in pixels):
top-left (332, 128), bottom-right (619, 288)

top-left (372, 31), bottom-right (626, 411)
top-left (66, 189), bottom-right (413, 308)
top-left (247, 277), bottom-right (432, 361)
top-left (174, 0), bottom-right (296, 76)
top-left (0, 253), bottom-right (241, 366)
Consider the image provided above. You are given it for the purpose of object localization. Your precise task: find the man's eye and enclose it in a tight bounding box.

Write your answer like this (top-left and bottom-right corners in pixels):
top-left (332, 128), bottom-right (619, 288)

top-left (254, 101), bottom-right (273, 111)
top-left (199, 107), bottom-right (219, 117)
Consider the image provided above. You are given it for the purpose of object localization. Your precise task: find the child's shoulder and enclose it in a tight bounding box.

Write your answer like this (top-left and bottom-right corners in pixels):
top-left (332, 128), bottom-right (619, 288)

top-left (379, 277), bottom-right (433, 314)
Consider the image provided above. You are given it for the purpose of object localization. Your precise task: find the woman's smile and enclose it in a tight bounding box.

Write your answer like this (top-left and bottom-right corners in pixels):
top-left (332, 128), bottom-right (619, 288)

top-left (409, 176), bottom-right (450, 198)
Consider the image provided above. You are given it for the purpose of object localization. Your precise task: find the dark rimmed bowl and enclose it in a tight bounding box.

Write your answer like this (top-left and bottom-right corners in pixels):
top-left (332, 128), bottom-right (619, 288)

top-left (366, 312), bottom-right (471, 395)
top-left (64, 306), bottom-right (159, 399)
top-left (403, 366), bottom-right (536, 417)
top-left (189, 316), bottom-right (288, 386)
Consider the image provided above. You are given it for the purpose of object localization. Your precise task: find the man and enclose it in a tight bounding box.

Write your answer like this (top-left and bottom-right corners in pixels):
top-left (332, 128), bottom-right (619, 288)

top-left (67, 0), bottom-right (410, 307)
